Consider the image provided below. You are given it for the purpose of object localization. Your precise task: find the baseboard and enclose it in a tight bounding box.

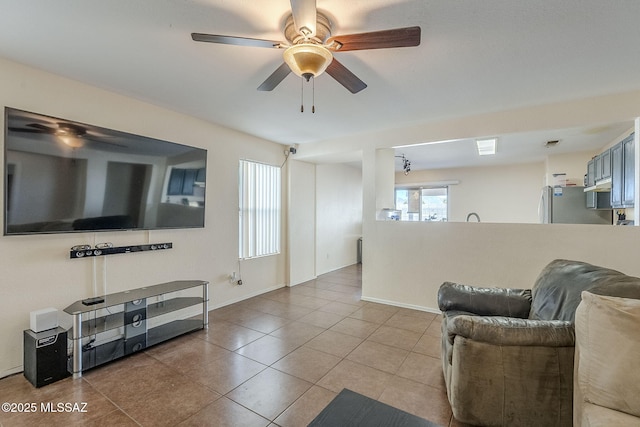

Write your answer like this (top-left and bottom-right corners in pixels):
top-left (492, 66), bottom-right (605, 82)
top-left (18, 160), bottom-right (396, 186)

top-left (360, 295), bottom-right (441, 314)
top-left (1, 366), bottom-right (23, 380)
top-left (317, 262), bottom-right (359, 277)
top-left (210, 283), bottom-right (286, 310)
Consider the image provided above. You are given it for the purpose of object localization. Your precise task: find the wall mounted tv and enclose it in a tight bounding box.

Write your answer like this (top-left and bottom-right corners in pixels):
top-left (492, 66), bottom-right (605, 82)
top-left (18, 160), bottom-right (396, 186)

top-left (4, 108), bottom-right (207, 235)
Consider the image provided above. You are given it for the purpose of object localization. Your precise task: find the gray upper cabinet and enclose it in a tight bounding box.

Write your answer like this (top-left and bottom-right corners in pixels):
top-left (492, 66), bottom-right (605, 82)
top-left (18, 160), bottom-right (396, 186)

top-left (601, 148), bottom-right (612, 180)
top-left (623, 134), bottom-right (635, 207)
top-left (594, 154), bottom-right (603, 182)
top-left (587, 159), bottom-right (596, 187)
top-left (610, 133), bottom-right (634, 209)
top-left (611, 142), bottom-right (623, 207)
top-left (593, 148), bottom-right (611, 183)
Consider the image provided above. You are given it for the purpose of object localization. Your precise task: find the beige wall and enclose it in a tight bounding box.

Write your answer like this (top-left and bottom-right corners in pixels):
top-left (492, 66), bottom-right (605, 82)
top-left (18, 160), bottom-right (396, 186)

top-left (288, 159), bottom-right (316, 285)
top-left (545, 150), bottom-right (596, 187)
top-left (315, 163), bottom-right (363, 274)
top-left (362, 221), bottom-right (640, 311)
top-left (396, 162), bottom-right (545, 223)
top-left (0, 58), bottom-right (287, 376)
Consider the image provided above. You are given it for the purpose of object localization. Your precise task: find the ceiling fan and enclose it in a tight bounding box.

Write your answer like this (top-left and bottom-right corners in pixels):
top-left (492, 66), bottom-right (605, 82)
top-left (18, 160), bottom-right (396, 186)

top-left (9, 122), bottom-right (123, 149)
top-left (191, 0), bottom-right (421, 94)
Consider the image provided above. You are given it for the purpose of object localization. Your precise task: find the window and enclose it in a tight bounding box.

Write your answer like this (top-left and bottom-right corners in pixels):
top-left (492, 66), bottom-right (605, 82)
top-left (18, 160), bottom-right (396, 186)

top-left (395, 187), bottom-right (448, 221)
top-left (239, 160), bottom-right (281, 259)
top-left (168, 168), bottom-right (203, 196)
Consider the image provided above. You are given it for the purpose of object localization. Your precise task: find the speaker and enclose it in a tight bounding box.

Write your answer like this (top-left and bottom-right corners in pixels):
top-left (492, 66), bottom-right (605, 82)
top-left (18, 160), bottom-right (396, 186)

top-left (23, 328), bottom-right (68, 388)
top-left (30, 308), bottom-right (58, 333)
top-left (124, 299), bottom-right (146, 338)
top-left (124, 334), bottom-right (146, 355)
top-left (124, 298), bottom-right (146, 354)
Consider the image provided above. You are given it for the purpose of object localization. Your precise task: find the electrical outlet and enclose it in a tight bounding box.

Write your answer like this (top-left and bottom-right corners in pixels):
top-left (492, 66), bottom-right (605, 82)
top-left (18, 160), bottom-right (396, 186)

top-left (229, 272), bottom-right (242, 285)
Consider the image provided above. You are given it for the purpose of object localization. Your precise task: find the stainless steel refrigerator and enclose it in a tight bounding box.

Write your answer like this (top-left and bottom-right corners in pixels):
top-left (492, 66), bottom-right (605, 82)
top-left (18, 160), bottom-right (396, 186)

top-left (539, 186), bottom-right (612, 224)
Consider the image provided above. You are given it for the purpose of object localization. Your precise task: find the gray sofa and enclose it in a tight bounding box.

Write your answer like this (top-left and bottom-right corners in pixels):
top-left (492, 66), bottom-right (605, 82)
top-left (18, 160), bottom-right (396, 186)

top-left (438, 259), bottom-right (640, 427)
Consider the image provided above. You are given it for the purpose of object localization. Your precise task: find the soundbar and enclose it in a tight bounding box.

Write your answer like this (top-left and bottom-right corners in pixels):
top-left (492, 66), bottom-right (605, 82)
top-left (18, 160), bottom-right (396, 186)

top-left (70, 243), bottom-right (172, 259)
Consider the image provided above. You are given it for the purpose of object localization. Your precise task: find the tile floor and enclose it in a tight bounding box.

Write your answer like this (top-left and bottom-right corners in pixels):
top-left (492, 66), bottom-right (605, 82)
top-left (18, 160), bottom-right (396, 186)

top-left (0, 265), bottom-right (472, 427)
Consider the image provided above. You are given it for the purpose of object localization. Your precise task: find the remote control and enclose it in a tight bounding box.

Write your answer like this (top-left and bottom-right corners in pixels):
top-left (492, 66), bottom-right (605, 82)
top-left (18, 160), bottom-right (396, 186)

top-left (81, 297), bottom-right (105, 305)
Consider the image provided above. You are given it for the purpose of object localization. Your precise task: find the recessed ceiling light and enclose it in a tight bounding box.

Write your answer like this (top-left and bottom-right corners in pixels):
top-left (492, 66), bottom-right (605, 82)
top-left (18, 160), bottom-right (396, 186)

top-left (476, 138), bottom-right (497, 156)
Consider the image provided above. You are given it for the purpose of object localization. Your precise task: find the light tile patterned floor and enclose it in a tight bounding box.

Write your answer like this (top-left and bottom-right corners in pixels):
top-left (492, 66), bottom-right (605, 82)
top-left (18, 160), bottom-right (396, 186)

top-left (0, 265), bottom-right (473, 426)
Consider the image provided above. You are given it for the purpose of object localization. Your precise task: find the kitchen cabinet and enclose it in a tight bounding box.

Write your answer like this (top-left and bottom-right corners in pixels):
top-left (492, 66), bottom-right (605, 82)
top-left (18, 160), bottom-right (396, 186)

top-left (610, 133), bottom-right (634, 209)
top-left (586, 159), bottom-right (596, 187)
top-left (611, 142), bottom-right (623, 208)
top-left (601, 148), bottom-right (612, 181)
top-left (586, 191), bottom-right (611, 209)
top-left (622, 134), bottom-right (635, 207)
top-left (593, 149), bottom-right (612, 183)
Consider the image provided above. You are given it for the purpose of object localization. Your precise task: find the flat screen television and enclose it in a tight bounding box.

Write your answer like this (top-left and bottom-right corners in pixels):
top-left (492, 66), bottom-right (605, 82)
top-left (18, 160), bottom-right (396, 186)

top-left (4, 107), bottom-right (207, 235)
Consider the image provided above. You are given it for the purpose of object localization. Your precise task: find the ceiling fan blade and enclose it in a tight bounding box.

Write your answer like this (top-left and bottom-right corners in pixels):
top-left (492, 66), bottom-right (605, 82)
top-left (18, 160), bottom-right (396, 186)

top-left (191, 33), bottom-right (285, 49)
top-left (8, 127), bottom-right (43, 133)
top-left (290, 0), bottom-right (316, 37)
top-left (257, 63), bottom-right (292, 91)
top-left (325, 58), bottom-right (367, 94)
top-left (326, 26), bottom-right (421, 52)
top-left (84, 137), bottom-right (127, 148)
top-left (27, 123), bottom-right (56, 133)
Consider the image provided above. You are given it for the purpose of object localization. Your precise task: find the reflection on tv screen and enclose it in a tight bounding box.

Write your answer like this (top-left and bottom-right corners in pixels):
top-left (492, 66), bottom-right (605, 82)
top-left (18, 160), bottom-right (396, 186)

top-left (4, 107), bottom-right (207, 235)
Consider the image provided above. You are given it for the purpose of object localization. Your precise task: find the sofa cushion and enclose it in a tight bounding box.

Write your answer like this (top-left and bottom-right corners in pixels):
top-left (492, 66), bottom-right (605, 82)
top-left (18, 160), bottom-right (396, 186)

top-left (438, 281), bottom-right (532, 318)
top-left (581, 403), bottom-right (640, 427)
top-left (575, 291), bottom-right (640, 418)
top-left (530, 259), bottom-right (640, 322)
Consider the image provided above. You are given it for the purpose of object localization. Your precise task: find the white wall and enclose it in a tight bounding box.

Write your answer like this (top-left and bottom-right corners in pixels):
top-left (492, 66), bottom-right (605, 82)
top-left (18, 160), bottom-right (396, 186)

top-left (545, 150), bottom-right (596, 187)
top-left (0, 58), bottom-right (287, 376)
top-left (362, 220), bottom-right (640, 311)
top-left (396, 162), bottom-right (544, 223)
top-left (315, 163), bottom-right (363, 275)
top-left (288, 159), bottom-right (316, 285)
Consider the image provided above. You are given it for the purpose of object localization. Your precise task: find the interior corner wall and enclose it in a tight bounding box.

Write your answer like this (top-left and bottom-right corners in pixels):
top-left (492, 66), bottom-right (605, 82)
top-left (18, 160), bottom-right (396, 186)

top-left (376, 149), bottom-right (396, 211)
top-left (0, 57), bottom-right (286, 377)
top-left (288, 159), bottom-right (316, 285)
top-left (545, 150), bottom-right (597, 187)
top-left (315, 163), bottom-right (363, 275)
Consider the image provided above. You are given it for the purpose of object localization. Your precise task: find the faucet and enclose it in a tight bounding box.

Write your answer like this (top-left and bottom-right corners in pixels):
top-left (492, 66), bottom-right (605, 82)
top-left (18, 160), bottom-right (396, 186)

top-left (466, 212), bottom-right (480, 222)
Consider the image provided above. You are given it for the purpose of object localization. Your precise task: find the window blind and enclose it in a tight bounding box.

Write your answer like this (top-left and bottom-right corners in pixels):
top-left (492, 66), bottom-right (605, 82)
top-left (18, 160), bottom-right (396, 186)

top-left (239, 160), bottom-right (281, 259)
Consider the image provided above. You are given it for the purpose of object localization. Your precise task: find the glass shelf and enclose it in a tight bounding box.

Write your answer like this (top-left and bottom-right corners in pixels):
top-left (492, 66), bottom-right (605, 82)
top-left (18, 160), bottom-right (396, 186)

top-left (64, 280), bottom-right (208, 378)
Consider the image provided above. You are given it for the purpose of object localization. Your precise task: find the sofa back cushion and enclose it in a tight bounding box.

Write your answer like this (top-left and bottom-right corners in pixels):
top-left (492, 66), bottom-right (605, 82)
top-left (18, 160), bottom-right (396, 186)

top-left (575, 291), bottom-right (640, 418)
top-left (530, 259), bottom-right (640, 321)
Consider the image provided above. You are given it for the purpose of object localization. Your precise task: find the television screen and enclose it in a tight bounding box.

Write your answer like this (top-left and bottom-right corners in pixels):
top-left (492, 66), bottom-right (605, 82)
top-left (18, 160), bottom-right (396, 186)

top-left (4, 108), bottom-right (207, 235)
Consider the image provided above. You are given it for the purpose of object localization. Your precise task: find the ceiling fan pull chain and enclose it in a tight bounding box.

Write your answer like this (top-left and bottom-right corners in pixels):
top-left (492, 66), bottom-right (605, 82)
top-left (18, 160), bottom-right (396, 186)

top-left (312, 77), bottom-right (315, 113)
top-left (300, 77), bottom-right (304, 113)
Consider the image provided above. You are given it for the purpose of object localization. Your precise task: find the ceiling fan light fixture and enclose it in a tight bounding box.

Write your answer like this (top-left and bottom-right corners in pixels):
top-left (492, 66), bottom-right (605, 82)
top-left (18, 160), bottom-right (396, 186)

top-left (58, 134), bottom-right (84, 148)
top-left (56, 124), bottom-right (86, 148)
top-left (283, 43), bottom-right (333, 81)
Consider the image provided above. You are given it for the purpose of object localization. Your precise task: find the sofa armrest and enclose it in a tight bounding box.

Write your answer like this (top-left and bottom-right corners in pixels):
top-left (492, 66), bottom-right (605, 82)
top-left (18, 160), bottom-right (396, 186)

top-left (438, 281), bottom-right (532, 318)
top-left (447, 315), bottom-right (575, 347)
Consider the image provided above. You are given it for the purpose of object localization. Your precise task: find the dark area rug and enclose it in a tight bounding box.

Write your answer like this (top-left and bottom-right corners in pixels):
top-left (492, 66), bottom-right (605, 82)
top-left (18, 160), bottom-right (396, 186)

top-left (308, 388), bottom-right (442, 427)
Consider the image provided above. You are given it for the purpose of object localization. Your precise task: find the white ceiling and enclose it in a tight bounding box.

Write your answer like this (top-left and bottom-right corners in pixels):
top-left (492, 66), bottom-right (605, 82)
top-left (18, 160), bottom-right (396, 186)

top-left (1, 1), bottom-right (640, 171)
top-left (395, 122), bottom-right (634, 171)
